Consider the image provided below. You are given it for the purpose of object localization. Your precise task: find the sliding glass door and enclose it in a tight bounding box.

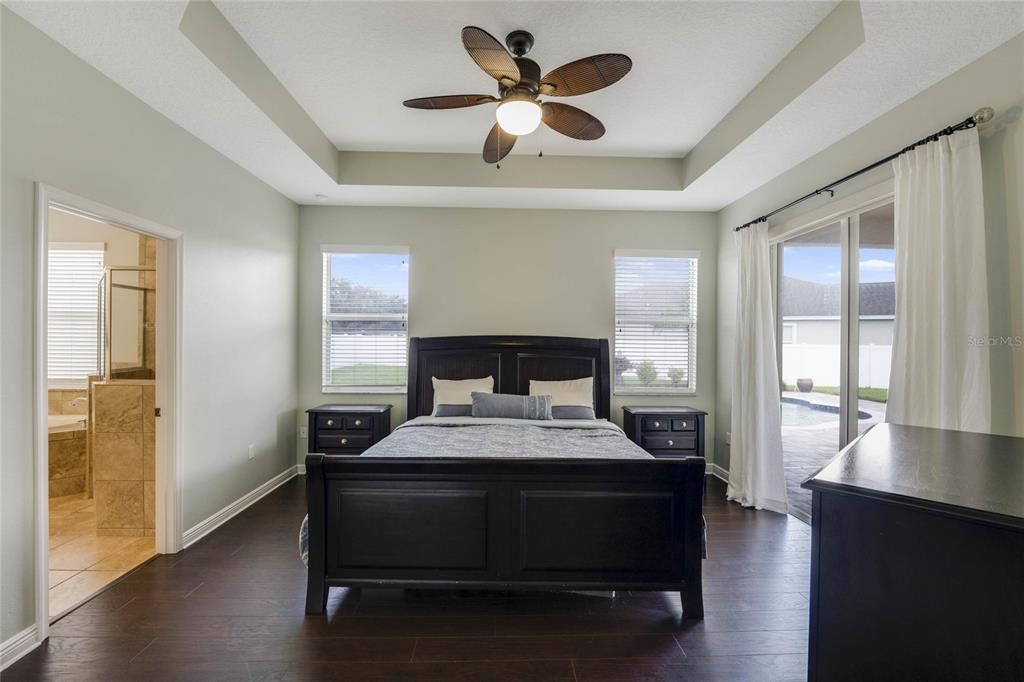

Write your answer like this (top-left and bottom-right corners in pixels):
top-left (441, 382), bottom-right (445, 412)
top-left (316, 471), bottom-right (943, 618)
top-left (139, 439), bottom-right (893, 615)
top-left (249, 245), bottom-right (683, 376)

top-left (774, 200), bottom-right (895, 521)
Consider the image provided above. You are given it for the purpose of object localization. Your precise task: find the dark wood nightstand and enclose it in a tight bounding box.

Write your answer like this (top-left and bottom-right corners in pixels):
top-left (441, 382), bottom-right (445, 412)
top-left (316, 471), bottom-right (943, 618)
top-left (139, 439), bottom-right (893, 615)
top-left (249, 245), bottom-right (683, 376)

top-left (623, 406), bottom-right (706, 459)
top-left (306, 405), bottom-right (391, 455)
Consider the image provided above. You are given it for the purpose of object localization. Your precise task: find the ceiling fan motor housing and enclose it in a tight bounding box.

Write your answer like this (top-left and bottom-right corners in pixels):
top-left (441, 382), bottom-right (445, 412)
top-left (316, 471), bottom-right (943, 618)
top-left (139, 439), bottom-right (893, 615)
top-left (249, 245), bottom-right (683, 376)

top-left (505, 30), bottom-right (534, 56)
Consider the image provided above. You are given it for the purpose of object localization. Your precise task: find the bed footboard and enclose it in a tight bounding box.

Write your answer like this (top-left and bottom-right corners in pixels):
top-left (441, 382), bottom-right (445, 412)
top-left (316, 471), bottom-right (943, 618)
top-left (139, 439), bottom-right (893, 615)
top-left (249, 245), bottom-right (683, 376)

top-left (305, 454), bottom-right (705, 619)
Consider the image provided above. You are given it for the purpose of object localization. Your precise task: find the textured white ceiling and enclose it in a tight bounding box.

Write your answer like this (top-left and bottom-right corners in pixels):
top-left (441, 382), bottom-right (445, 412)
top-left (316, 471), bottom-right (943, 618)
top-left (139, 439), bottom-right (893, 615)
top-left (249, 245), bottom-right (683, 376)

top-left (684, 1), bottom-right (1024, 208)
top-left (216, 1), bottom-right (836, 157)
top-left (6, 1), bottom-right (1022, 210)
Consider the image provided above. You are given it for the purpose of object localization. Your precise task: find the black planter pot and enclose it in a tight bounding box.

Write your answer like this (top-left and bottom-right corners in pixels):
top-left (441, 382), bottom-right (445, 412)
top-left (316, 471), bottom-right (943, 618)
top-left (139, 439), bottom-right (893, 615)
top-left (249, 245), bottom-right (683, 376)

top-left (796, 378), bottom-right (814, 393)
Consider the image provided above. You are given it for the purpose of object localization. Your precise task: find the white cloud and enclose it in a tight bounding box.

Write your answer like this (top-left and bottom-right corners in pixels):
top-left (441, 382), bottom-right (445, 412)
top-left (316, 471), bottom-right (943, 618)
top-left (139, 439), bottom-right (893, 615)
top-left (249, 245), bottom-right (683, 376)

top-left (860, 259), bottom-right (895, 271)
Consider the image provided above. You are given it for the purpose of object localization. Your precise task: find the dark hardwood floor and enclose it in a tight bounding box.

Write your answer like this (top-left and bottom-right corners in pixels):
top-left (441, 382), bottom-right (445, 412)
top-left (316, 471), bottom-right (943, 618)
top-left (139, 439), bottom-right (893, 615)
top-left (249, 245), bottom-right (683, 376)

top-left (6, 476), bottom-right (811, 681)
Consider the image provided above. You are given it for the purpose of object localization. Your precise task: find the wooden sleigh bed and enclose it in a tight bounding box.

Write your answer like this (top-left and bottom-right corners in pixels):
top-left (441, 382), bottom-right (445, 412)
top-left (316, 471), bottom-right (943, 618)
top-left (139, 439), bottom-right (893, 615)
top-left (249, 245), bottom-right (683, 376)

top-left (304, 335), bottom-right (706, 619)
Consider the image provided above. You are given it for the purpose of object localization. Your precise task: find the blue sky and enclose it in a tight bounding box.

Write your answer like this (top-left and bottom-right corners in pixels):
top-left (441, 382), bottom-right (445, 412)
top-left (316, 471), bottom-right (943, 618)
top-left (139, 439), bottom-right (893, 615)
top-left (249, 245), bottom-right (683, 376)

top-left (783, 246), bottom-right (894, 284)
top-left (330, 253), bottom-right (408, 294)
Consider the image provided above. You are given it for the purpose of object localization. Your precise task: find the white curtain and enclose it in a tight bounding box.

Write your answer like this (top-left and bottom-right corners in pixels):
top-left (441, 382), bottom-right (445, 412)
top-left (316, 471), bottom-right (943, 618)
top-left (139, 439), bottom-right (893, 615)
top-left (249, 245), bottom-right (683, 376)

top-left (728, 222), bottom-right (788, 514)
top-left (887, 127), bottom-right (991, 433)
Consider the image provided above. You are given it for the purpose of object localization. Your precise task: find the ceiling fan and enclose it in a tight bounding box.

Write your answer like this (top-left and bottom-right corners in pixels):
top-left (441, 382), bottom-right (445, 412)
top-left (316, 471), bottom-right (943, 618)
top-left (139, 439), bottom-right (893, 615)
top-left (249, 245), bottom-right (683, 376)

top-left (403, 27), bottom-right (632, 163)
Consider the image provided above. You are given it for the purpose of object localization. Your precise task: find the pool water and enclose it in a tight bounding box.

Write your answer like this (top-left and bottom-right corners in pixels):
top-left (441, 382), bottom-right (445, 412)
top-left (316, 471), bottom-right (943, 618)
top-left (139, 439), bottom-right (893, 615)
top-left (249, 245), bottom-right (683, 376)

top-left (782, 402), bottom-right (837, 426)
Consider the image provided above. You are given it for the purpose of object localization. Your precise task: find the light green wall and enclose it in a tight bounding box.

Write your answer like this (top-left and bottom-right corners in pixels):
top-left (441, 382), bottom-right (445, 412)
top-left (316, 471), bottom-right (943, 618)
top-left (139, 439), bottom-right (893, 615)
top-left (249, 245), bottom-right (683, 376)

top-left (298, 206), bottom-right (718, 456)
top-left (714, 34), bottom-right (1024, 471)
top-left (1, 8), bottom-right (299, 640)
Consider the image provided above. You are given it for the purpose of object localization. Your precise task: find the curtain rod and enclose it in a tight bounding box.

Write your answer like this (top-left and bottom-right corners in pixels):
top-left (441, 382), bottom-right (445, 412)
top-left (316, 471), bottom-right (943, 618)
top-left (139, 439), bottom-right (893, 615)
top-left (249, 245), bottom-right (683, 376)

top-left (733, 107), bottom-right (995, 232)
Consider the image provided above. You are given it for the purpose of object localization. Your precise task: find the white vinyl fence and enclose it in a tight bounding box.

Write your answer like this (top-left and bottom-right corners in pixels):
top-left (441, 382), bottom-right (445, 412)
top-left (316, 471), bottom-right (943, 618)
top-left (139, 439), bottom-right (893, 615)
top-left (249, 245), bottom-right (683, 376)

top-left (781, 344), bottom-right (891, 389)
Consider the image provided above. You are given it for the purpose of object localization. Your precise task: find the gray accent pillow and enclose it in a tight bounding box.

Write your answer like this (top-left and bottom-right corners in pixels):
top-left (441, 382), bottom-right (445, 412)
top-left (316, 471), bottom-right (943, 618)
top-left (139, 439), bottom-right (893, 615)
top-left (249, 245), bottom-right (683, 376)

top-left (551, 405), bottom-right (596, 420)
top-left (434, 404), bottom-right (473, 417)
top-left (471, 392), bottom-right (552, 420)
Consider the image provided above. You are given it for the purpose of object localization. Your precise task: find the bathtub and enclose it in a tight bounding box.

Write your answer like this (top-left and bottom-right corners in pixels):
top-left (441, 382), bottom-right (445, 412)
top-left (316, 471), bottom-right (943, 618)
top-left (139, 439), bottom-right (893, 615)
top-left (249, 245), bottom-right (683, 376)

top-left (48, 414), bottom-right (87, 433)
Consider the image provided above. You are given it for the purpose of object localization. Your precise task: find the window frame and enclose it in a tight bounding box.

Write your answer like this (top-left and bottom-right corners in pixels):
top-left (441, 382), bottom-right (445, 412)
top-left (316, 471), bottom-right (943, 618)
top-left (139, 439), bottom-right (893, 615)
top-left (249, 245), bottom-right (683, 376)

top-left (47, 241), bottom-right (105, 387)
top-left (320, 244), bottom-right (410, 394)
top-left (613, 248), bottom-right (700, 396)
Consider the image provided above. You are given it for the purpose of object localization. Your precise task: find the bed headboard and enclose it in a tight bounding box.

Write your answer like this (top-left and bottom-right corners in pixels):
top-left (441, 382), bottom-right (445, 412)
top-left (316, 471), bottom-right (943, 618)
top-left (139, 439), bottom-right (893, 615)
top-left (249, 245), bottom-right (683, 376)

top-left (408, 336), bottom-right (611, 419)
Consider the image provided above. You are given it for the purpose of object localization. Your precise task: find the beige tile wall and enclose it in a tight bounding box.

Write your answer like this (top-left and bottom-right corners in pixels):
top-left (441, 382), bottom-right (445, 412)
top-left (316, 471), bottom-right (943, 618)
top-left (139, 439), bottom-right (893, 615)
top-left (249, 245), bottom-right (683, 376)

top-left (91, 382), bottom-right (155, 536)
top-left (48, 430), bottom-right (86, 497)
top-left (140, 236), bottom-right (156, 375)
top-left (48, 389), bottom-right (89, 497)
top-left (48, 389), bottom-right (87, 415)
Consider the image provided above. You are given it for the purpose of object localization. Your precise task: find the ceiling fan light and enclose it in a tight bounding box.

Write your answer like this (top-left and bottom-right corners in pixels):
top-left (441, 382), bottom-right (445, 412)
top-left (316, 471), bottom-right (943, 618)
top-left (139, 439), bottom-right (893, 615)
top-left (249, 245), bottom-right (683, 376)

top-left (496, 100), bottom-right (541, 136)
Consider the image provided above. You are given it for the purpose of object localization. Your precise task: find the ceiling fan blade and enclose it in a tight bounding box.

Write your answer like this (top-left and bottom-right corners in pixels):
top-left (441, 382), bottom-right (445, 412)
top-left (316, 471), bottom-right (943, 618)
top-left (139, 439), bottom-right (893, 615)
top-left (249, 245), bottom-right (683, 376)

top-left (483, 122), bottom-right (516, 163)
top-left (462, 26), bottom-right (520, 84)
top-left (541, 102), bottom-right (605, 140)
top-left (539, 54), bottom-right (632, 97)
top-left (403, 94), bottom-right (497, 110)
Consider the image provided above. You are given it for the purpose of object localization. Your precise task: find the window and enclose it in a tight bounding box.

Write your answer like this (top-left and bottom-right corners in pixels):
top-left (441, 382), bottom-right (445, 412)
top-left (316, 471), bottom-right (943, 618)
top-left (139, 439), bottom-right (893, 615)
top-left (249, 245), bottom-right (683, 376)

top-left (48, 242), bottom-right (105, 382)
top-left (782, 323), bottom-right (796, 344)
top-left (321, 247), bottom-right (409, 392)
top-left (614, 250), bottom-right (699, 394)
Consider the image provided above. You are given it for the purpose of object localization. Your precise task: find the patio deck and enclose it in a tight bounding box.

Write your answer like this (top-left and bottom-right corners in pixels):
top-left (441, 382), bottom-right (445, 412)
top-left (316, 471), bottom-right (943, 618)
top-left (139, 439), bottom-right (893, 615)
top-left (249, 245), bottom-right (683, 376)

top-left (782, 391), bottom-right (886, 522)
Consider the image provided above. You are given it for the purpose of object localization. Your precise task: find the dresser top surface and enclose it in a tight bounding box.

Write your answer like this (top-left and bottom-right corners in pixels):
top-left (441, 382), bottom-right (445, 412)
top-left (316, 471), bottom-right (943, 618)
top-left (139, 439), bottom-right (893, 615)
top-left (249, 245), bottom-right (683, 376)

top-left (623, 406), bottom-right (707, 416)
top-left (308, 404), bottom-right (392, 414)
top-left (803, 423), bottom-right (1024, 523)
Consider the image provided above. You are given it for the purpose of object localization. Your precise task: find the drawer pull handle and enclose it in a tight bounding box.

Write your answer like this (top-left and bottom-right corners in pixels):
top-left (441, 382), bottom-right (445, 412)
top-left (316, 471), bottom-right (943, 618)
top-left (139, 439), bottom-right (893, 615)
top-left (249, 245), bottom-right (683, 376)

top-left (341, 438), bottom-right (348, 445)
top-left (354, 419), bottom-right (362, 426)
top-left (667, 440), bottom-right (674, 446)
top-left (653, 421), bottom-right (661, 428)
top-left (326, 419), bottom-right (335, 426)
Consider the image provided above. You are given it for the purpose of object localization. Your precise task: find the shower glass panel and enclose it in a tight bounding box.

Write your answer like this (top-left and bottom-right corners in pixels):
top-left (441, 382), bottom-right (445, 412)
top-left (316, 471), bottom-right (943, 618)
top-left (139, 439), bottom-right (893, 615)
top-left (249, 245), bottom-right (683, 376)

top-left (105, 266), bottom-right (155, 381)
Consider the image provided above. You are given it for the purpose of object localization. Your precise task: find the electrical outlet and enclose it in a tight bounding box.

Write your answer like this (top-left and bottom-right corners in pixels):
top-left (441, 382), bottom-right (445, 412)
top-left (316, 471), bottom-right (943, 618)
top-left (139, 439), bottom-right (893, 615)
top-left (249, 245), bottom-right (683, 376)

top-left (725, 431), bottom-right (732, 445)
top-left (299, 425), bottom-right (308, 439)
top-left (248, 444), bottom-right (255, 460)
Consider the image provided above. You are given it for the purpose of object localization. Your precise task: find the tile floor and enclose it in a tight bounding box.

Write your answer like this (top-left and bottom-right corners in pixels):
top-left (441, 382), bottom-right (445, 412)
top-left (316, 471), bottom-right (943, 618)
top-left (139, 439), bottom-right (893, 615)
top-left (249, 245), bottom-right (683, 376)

top-left (48, 493), bottom-right (155, 619)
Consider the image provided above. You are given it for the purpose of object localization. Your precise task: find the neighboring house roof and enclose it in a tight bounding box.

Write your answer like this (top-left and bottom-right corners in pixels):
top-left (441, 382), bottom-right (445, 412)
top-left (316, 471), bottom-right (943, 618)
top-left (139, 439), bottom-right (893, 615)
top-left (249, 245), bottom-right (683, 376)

top-left (782, 277), bottom-right (894, 317)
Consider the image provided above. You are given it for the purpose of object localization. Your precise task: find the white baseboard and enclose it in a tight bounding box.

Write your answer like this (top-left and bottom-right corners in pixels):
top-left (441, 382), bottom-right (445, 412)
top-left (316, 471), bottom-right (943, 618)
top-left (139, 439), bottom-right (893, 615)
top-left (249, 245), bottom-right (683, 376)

top-left (182, 465), bottom-right (299, 548)
top-left (1, 626), bottom-right (40, 672)
top-left (296, 463), bottom-right (306, 475)
top-left (705, 462), bottom-right (729, 482)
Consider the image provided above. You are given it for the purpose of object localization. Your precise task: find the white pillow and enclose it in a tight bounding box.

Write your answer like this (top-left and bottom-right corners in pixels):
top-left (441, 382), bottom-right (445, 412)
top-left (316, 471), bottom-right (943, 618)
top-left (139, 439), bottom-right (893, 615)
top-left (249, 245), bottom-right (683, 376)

top-left (529, 376), bottom-right (594, 408)
top-left (432, 376), bottom-right (494, 415)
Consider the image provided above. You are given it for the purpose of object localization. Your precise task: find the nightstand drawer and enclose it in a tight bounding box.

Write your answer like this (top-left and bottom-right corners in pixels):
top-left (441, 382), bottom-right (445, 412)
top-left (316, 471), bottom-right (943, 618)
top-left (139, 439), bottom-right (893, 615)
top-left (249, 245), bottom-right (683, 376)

top-left (343, 416), bottom-right (371, 430)
top-left (671, 418), bottom-right (697, 432)
top-left (648, 449), bottom-right (698, 459)
top-left (317, 433), bottom-right (370, 450)
top-left (643, 435), bottom-right (696, 451)
top-left (643, 417), bottom-right (670, 431)
top-left (316, 414), bottom-right (345, 430)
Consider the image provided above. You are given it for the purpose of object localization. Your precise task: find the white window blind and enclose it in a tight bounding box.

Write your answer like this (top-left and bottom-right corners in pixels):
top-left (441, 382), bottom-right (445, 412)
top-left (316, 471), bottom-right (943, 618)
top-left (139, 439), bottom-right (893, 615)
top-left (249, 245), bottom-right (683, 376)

top-left (614, 250), bottom-right (699, 394)
top-left (48, 243), bottom-right (105, 382)
top-left (321, 247), bottom-right (409, 392)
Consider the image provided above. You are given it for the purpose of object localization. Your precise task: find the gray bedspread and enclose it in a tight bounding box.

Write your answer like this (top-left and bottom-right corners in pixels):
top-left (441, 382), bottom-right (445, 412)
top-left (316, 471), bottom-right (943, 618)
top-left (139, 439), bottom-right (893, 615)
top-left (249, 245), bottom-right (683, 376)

top-left (360, 416), bottom-right (653, 459)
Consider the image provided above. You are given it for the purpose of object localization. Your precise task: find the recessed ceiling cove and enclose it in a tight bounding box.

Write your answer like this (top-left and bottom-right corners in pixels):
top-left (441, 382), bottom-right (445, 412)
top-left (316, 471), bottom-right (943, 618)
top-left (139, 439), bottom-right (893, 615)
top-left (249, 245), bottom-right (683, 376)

top-left (8, 0), bottom-right (1022, 209)
top-left (217, 0), bottom-right (835, 158)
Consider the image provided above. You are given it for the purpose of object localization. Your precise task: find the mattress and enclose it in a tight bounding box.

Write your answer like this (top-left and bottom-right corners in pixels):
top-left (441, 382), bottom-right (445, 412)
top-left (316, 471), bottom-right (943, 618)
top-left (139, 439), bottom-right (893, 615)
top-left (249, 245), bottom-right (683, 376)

top-left (359, 416), bottom-right (654, 460)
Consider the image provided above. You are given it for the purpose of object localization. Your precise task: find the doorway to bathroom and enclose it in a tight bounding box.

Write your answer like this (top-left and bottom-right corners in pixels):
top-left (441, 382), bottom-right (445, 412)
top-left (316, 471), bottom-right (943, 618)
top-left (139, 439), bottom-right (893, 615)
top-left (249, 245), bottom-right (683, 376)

top-left (35, 186), bottom-right (183, 632)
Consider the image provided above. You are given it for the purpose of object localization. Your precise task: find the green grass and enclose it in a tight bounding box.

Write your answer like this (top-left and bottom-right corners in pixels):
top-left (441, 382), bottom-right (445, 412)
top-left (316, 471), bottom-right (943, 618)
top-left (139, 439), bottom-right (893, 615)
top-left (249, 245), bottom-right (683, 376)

top-left (330, 364), bottom-right (405, 386)
top-left (619, 376), bottom-right (690, 389)
top-left (784, 384), bottom-right (888, 403)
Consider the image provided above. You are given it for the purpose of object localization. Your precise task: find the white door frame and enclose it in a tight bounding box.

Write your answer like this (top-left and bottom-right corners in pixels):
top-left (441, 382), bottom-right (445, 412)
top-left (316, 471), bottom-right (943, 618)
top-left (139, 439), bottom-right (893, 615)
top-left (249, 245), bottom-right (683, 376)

top-left (33, 184), bottom-right (184, 640)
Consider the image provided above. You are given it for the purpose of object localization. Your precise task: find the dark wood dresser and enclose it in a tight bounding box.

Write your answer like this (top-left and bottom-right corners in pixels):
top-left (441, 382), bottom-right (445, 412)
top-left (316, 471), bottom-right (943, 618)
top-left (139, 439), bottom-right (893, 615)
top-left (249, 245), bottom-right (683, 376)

top-left (306, 404), bottom-right (391, 455)
top-left (802, 423), bottom-right (1024, 681)
top-left (622, 406), bottom-right (706, 458)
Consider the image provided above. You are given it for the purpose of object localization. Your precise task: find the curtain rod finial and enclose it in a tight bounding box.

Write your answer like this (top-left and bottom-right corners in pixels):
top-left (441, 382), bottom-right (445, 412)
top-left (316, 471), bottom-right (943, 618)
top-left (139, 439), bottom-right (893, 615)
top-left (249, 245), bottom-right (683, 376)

top-left (973, 107), bottom-right (995, 124)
